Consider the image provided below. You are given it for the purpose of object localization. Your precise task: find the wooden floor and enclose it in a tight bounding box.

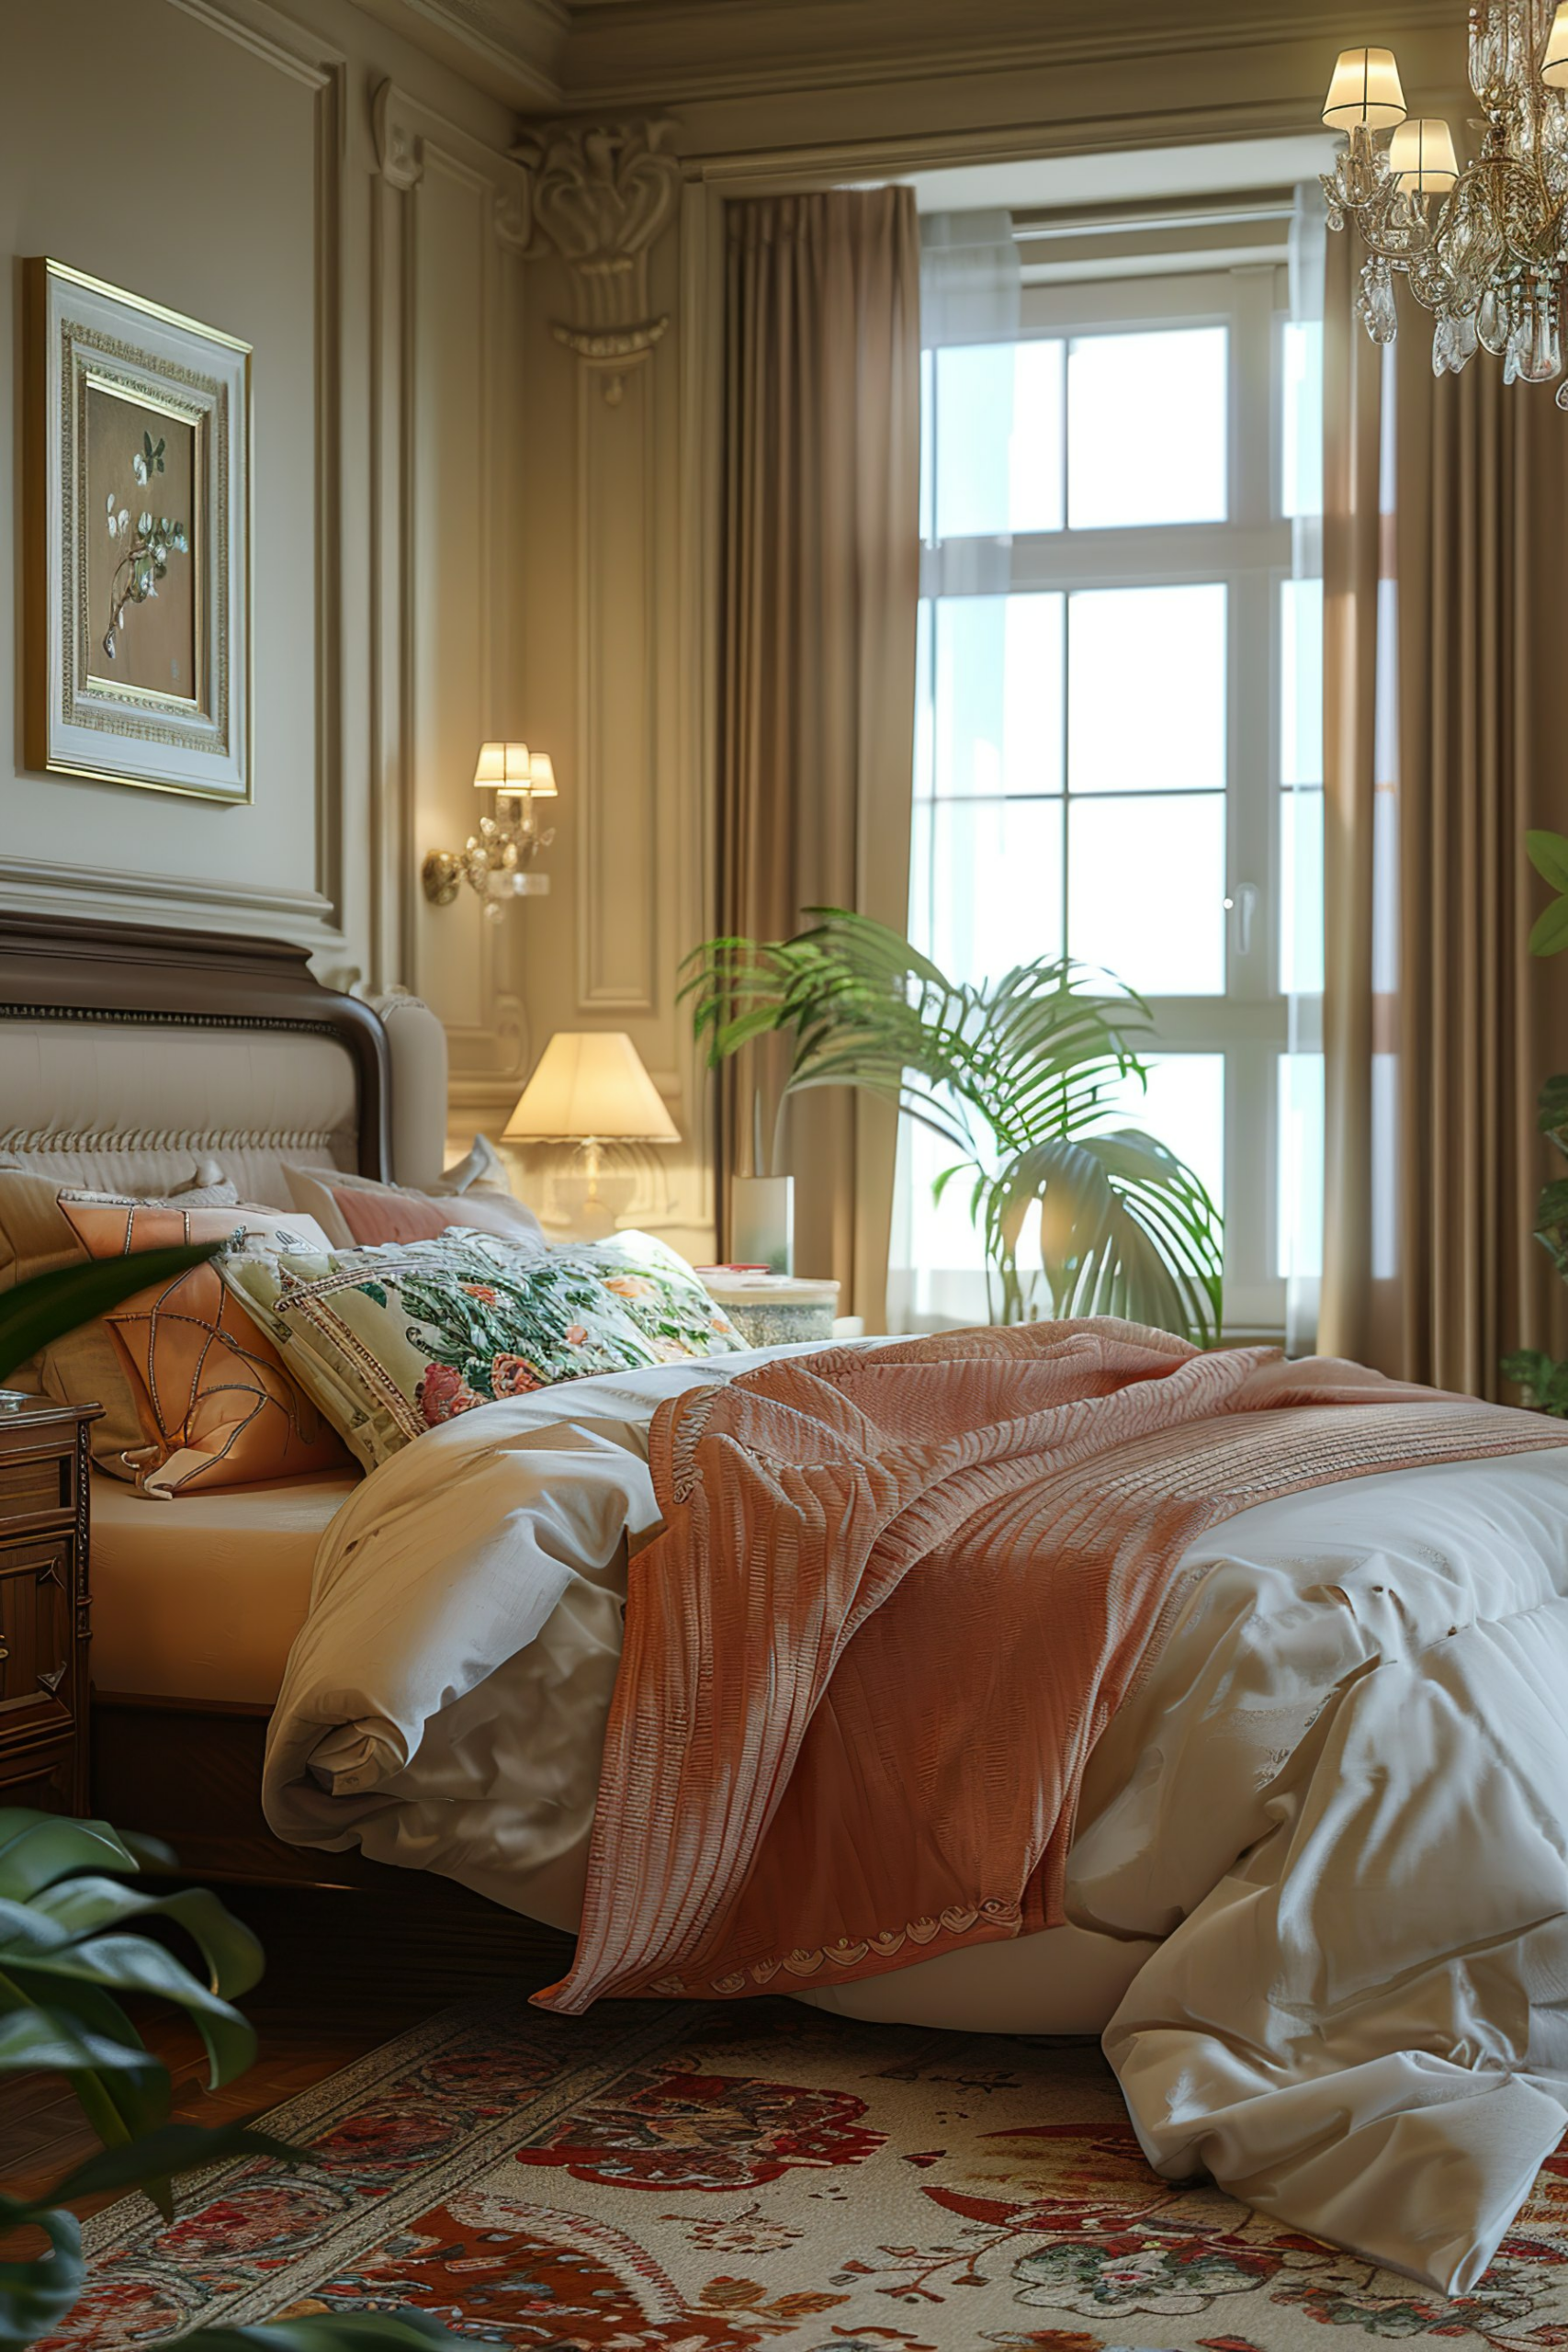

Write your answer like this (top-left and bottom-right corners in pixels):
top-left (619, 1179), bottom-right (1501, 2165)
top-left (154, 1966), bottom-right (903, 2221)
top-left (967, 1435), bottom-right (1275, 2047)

top-left (1, 1878), bottom-right (575, 2218)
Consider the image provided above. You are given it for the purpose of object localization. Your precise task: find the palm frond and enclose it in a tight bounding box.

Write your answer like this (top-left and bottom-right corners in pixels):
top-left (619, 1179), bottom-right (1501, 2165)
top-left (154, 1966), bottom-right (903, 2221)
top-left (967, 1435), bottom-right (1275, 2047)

top-left (682, 909), bottom-right (1224, 1342)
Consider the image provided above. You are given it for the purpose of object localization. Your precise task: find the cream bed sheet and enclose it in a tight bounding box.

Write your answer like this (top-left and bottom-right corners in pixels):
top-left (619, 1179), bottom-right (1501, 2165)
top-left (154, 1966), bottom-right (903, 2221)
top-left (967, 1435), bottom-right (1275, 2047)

top-left (90, 1468), bottom-right (360, 1704)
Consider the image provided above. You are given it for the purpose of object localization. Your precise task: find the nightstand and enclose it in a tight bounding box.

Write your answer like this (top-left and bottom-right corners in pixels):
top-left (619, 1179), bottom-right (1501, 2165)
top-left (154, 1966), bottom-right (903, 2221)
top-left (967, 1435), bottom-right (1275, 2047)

top-left (700, 1271), bottom-right (840, 1347)
top-left (0, 1396), bottom-right (99, 1815)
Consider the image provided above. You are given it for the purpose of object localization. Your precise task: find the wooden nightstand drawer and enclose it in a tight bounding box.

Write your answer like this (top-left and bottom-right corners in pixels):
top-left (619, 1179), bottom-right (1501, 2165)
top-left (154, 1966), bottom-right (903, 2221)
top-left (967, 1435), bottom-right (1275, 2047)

top-left (0, 1397), bottom-right (97, 1813)
top-left (0, 1445), bottom-right (74, 1523)
top-left (0, 1533), bottom-right (77, 1741)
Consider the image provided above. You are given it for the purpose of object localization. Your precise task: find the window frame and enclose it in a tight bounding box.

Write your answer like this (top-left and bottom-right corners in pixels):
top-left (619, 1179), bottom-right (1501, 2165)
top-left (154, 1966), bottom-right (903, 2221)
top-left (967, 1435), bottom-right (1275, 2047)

top-left (910, 261), bottom-right (1313, 1335)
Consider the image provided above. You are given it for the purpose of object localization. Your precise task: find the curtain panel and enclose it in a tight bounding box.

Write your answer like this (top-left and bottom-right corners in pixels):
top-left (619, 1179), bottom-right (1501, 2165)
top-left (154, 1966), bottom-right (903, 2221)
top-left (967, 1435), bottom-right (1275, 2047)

top-left (1321, 226), bottom-right (1568, 1394)
top-left (716, 187), bottom-right (921, 1329)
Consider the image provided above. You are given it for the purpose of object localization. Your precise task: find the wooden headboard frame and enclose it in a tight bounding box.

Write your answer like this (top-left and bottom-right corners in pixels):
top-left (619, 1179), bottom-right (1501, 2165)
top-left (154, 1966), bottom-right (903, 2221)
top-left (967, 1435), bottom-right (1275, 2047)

top-left (0, 910), bottom-right (390, 1181)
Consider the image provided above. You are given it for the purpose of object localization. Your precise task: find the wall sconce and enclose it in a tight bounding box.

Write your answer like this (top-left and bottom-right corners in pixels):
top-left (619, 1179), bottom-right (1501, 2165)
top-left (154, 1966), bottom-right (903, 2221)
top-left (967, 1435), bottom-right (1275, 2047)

top-left (422, 741), bottom-right (558, 922)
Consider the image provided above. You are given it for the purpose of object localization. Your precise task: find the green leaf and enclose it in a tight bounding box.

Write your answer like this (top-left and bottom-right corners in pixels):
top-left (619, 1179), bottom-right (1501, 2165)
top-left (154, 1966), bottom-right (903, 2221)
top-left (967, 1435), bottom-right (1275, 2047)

top-left (1526, 830), bottom-right (1568, 893)
top-left (36, 2116), bottom-right (302, 2211)
top-left (0, 1245), bottom-right (225, 1385)
top-left (28, 1879), bottom-right (264, 2003)
top-left (0, 2006), bottom-right (163, 2086)
top-left (0, 1814), bottom-right (144, 1904)
top-left (0, 2199), bottom-right (82, 2352)
top-left (6, 1932), bottom-right (255, 2090)
top-left (1529, 897), bottom-right (1568, 958)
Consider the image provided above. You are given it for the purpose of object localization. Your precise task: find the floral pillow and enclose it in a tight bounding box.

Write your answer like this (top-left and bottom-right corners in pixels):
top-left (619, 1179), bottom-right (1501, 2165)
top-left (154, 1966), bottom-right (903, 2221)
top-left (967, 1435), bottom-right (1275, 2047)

top-left (220, 1227), bottom-right (747, 1472)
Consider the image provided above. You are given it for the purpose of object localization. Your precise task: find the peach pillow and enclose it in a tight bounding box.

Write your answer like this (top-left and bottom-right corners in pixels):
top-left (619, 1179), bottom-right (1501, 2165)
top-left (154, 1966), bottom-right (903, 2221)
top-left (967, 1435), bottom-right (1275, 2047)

top-left (60, 1199), bottom-right (351, 1496)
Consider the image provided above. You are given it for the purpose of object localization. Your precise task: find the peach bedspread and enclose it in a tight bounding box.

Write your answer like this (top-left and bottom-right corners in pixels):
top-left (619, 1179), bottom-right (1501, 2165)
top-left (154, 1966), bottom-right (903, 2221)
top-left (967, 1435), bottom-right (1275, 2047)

top-left (541, 1319), bottom-right (1566, 2016)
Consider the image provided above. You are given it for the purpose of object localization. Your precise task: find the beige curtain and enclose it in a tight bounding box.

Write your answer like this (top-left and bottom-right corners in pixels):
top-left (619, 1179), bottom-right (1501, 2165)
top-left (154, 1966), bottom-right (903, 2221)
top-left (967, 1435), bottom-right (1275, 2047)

top-left (716, 187), bottom-right (921, 1330)
top-left (1321, 226), bottom-right (1568, 1393)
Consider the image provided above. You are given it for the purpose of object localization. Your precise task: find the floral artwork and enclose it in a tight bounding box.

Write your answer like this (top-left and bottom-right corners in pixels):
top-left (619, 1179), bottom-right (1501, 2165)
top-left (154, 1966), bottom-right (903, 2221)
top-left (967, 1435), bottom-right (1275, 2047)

top-left (101, 427), bottom-right (190, 666)
top-left (84, 390), bottom-right (197, 696)
top-left (26, 257), bottom-right (250, 799)
top-left (53, 1996), bottom-right (1568, 2352)
top-left (221, 1227), bottom-right (749, 1471)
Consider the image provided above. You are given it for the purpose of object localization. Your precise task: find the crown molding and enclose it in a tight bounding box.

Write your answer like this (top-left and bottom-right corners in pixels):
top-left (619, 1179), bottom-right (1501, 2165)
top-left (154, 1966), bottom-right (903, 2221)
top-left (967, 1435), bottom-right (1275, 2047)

top-left (330, 0), bottom-right (1462, 120)
top-left (550, 0), bottom-right (1463, 113)
top-left (350, 0), bottom-right (567, 107)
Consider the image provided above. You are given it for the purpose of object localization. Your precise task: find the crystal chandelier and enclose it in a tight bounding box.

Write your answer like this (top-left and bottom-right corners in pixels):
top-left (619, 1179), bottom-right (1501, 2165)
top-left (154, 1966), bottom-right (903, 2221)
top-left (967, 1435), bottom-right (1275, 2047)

top-left (1321, 5), bottom-right (1568, 401)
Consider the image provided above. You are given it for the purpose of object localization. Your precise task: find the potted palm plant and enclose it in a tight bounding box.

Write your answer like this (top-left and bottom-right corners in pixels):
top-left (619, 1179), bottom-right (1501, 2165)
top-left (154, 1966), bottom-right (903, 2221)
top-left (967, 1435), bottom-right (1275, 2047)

top-left (682, 910), bottom-right (1224, 1345)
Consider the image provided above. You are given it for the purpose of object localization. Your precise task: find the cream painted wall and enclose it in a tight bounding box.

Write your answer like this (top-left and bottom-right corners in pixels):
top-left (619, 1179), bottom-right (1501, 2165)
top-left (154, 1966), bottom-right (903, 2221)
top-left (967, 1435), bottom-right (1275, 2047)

top-left (3, 0), bottom-right (1465, 1249)
top-left (508, 6), bottom-right (1473, 1266)
top-left (2, 0), bottom-right (534, 1137)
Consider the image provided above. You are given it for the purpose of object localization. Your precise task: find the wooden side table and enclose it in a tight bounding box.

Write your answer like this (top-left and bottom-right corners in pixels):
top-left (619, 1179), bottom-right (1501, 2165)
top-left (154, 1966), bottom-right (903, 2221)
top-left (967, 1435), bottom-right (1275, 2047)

top-left (0, 1396), bottom-right (98, 1815)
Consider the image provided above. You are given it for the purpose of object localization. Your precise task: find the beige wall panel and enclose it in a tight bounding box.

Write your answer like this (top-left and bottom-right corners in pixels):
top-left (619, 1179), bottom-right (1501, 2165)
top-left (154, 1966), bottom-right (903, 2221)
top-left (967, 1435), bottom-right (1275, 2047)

top-left (576, 362), bottom-right (657, 1013)
top-left (409, 152), bottom-right (491, 1039)
top-left (1, 0), bottom-right (320, 917)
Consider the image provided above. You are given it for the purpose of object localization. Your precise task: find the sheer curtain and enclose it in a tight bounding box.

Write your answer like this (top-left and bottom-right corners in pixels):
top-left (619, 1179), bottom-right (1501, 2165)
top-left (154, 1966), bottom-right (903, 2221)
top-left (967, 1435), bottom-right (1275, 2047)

top-left (1282, 182), bottom-right (1327, 1354)
top-left (887, 210), bottom-right (1022, 1332)
top-left (1319, 225), bottom-right (1568, 1393)
top-left (717, 188), bottom-right (921, 1329)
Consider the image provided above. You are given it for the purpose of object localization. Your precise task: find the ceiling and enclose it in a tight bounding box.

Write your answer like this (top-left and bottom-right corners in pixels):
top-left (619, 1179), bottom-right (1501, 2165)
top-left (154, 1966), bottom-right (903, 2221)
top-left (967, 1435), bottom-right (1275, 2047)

top-left (357, 0), bottom-right (1463, 119)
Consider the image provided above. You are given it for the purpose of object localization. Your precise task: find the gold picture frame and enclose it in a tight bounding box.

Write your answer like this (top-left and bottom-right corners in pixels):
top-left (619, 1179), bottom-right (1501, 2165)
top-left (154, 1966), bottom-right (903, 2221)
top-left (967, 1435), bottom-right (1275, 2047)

top-left (24, 259), bottom-right (252, 804)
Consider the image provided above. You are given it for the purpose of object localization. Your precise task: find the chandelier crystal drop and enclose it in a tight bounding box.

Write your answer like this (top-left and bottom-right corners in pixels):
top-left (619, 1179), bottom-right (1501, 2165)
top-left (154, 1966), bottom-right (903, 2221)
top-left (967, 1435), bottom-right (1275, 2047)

top-left (1322, 5), bottom-right (1568, 403)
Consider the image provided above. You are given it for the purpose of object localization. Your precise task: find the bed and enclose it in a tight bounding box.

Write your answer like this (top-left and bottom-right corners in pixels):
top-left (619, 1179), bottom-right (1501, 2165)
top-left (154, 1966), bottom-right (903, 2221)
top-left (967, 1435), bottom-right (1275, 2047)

top-left (6, 909), bottom-right (1568, 2293)
top-left (0, 909), bottom-right (432, 1884)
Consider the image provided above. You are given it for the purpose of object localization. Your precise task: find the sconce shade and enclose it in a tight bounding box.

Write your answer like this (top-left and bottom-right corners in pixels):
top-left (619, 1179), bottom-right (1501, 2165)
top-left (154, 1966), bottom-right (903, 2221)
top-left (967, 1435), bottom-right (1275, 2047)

top-left (1388, 116), bottom-right (1459, 191)
top-left (473, 740), bottom-right (531, 789)
top-left (1322, 46), bottom-right (1407, 129)
top-left (1545, 1), bottom-right (1568, 86)
top-left (504, 1031), bottom-right (679, 1143)
top-left (526, 752), bottom-right (558, 797)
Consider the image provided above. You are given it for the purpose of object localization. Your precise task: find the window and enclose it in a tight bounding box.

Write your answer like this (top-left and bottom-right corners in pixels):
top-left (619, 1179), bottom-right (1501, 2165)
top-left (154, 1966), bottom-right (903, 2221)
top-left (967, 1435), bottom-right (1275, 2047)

top-left (903, 266), bottom-right (1325, 1333)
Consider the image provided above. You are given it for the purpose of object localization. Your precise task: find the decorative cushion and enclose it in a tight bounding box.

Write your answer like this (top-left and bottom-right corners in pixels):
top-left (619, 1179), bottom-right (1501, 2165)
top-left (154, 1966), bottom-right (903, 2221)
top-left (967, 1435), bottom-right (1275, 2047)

top-left (430, 1134), bottom-right (513, 1196)
top-left (221, 1227), bottom-right (749, 1472)
top-left (70, 1203), bottom-right (354, 1497)
top-left (0, 1165), bottom-right (335, 1477)
top-left (283, 1155), bottom-right (546, 1252)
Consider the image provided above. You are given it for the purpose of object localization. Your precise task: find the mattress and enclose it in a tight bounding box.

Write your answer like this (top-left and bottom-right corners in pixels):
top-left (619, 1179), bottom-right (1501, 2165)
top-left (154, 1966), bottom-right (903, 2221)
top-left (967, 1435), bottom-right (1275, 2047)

top-left (90, 1467), bottom-right (360, 1705)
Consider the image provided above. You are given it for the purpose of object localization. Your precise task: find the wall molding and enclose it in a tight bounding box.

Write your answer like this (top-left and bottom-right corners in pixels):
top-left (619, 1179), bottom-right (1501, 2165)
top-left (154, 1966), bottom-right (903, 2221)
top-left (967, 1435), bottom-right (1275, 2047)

top-left (514, 119), bottom-right (681, 404)
top-left (368, 75), bottom-right (534, 1062)
top-left (0, 854), bottom-right (340, 936)
top-left (164, 0), bottom-right (345, 92)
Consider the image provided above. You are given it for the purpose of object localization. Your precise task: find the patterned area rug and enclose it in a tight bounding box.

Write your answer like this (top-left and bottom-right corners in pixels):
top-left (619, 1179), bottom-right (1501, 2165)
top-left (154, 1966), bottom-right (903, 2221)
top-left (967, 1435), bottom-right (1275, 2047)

top-left (51, 1995), bottom-right (1568, 2352)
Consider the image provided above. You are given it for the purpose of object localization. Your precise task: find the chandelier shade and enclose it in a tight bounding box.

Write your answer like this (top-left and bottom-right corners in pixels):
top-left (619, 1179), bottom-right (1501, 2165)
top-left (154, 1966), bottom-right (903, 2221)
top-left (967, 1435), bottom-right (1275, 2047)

top-left (1546, 2), bottom-right (1568, 85)
top-left (1322, 47), bottom-right (1408, 130)
top-left (1387, 118), bottom-right (1461, 194)
top-left (1321, 2), bottom-right (1568, 404)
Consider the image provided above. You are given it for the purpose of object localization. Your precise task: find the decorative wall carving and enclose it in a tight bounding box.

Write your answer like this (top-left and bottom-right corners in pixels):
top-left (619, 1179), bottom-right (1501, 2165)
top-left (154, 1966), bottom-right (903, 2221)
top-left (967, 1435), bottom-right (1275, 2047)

top-left (373, 80), bottom-right (425, 189)
top-left (513, 118), bottom-right (681, 402)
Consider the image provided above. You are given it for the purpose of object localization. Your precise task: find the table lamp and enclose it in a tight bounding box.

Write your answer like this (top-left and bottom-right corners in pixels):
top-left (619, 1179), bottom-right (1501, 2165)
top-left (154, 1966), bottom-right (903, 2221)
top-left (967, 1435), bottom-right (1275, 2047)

top-left (503, 1031), bottom-right (678, 1234)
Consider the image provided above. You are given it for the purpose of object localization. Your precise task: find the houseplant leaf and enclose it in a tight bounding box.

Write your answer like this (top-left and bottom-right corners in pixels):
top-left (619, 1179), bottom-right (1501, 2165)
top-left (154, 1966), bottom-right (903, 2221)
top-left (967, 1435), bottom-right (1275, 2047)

top-left (0, 1244), bottom-right (224, 1385)
top-left (0, 2200), bottom-right (82, 2352)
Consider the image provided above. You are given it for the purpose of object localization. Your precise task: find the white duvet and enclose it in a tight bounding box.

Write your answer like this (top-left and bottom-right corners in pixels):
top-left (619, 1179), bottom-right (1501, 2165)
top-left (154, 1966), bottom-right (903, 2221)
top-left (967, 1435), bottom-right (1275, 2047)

top-left (263, 1342), bottom-right (1568, 2295)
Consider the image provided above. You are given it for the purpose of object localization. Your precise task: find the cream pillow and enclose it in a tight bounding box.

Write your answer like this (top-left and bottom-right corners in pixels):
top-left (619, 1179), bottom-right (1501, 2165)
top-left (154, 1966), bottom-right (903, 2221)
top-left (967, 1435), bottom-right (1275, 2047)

top-left (222, 1227), bottom-right (746, 1472)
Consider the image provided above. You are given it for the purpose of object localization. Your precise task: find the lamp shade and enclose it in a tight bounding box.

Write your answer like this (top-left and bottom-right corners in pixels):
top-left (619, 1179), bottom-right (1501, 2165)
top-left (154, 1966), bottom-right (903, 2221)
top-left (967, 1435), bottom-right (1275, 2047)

top-left (1388, 116), bottom-right (1460, 192)
top-left (526, 752), bottom-right (558, 797)
top-left (1323, 46), bottom-right (1407, 129)
top-left (473, 741), bottom-right (531, 789)
top-left (1545, 1), bottom-right (1568, 86)
top-left (503, 1031), bottom-right (680, 1143)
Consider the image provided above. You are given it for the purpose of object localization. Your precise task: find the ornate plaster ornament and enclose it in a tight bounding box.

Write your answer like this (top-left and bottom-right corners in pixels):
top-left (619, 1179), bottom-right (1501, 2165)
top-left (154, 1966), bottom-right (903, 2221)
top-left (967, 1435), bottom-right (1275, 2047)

top-left (514, 118), bottom-right (681, 401)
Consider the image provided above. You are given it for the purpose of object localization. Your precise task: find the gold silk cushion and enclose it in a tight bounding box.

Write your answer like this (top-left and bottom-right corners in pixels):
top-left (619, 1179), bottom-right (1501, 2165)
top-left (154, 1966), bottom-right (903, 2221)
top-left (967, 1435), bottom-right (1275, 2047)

top-left (55, 1198), bottom-right (352, 1493)
top-left (0, 1165), bottom-right (340, 1482)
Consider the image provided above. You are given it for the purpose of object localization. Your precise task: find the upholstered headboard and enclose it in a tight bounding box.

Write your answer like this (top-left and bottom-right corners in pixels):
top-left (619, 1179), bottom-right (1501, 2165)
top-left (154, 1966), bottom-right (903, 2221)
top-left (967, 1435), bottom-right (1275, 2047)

top-left (0, 913), bottom-right (448, 1204)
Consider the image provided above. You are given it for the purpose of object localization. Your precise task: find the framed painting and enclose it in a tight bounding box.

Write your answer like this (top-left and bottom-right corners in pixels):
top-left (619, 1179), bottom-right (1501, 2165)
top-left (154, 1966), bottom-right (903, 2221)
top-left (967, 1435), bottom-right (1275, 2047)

top-left (24, 259), bottom-right (251, 803)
